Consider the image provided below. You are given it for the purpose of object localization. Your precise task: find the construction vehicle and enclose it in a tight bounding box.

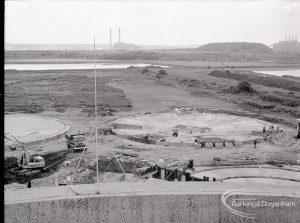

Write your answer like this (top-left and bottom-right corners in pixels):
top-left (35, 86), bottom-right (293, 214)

top-left (17, 148), bottom-right (45, 170)
top-left (5, 134), bottom-right (45, 170)
top-left (65, 133), bottom-right (87, 151)
top-left (10, 135), bottom-right (45, 170)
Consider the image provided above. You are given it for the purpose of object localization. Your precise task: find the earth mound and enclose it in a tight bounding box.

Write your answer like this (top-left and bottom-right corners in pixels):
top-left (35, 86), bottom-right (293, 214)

top-left (197, 42), bottom-right (277, 57)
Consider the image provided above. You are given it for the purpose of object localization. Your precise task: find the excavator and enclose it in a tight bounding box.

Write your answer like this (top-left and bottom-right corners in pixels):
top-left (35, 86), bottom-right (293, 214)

top-left (17, 147), bottom-right (45, 170)
top-left (9, 134), bottom-right (46, 170)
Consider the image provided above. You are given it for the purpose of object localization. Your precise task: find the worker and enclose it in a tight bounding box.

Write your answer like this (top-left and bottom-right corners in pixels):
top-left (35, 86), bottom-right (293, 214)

top-left (201, 142), bottom-right (205, 148)
top-left (144, 135), bottom-right (149, 141)
top-left (263, 125), bottom-right (266, 133)
top-left (276, 125), bottom-right (279, 133)
top-left (253, 139), bottom-right (258, 149)
top-left (188, 159), bottom-right (193, 168)
top-left (27, 179), bottom-right (31, 188)
top-left (187, 159), bottom-right (195, 171)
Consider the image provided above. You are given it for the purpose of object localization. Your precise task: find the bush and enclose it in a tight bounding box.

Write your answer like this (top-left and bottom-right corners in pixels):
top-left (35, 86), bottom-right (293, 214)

top-left (158, 69), bottom-right (167, 75)
top-left (235, 81), bottom-right (255, 93)
top-left (156, 69), bottom-right (167, 78)
top-left (141, 68), bottom-right (150, 74)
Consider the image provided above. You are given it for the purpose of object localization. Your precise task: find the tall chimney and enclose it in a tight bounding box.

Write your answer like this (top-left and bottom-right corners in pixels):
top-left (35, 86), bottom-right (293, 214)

top-left (119, 28), bottom-right (121, 43)
top-left (110, 28), bottom-right (112, 50)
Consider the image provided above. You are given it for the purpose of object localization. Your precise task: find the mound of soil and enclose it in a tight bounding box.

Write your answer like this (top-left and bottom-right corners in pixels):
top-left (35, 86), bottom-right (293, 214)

top-left (89, 156), bottom-right (149, 174)
top-left (197, 42), bottom-right (276, 56)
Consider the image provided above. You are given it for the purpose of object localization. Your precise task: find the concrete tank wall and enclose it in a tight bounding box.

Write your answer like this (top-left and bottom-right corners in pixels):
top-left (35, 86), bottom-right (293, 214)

top-left (5, 188), bottom-right (300, 223)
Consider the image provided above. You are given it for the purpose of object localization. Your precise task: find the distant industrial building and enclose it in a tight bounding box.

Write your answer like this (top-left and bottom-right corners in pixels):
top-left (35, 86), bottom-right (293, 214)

top-left (272, 35), bottom-right (300, 53)
top-left (111, 28), bottom-right (141, 51)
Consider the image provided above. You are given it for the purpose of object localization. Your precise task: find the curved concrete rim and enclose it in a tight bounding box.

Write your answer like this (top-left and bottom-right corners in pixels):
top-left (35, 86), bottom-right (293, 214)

top-left (191, 167), bottom-right (300, 182)
top-left (112, 108), bottom-right (277, 146)
top-left (5, 113), bottom-right (70, 148)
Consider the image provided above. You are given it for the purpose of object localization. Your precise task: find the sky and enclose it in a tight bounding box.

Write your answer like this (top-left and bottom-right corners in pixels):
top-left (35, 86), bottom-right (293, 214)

top-left (5, 0), bottom-right (300, 46)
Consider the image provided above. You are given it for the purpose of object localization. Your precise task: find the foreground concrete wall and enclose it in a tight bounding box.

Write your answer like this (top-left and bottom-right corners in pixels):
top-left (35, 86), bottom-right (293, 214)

top-left (5, 193), bottom-right (300, 223)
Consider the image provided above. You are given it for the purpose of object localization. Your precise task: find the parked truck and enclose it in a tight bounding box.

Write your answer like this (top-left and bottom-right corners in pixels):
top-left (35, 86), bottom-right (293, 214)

top-left (65, 133), bottom-right (88, 151)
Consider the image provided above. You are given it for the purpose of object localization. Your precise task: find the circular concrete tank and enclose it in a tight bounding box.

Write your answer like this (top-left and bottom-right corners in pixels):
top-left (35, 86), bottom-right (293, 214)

top-left (112, 112), bottom-right (272, 146)
top-left (5, 113), bottom-right (69, 147)
top-left (191, 167), bottom-right (300, 183)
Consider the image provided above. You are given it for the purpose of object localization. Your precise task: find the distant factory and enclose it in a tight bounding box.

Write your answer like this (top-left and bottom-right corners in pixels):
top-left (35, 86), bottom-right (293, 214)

top-left (110, 27), bottom-right (141, 51)
top-left (272, 35), bottom-right (300, 53)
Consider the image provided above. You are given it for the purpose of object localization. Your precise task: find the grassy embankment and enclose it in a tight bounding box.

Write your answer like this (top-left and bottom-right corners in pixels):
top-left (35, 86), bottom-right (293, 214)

top-left (5, 69), bottom-right (132, 114)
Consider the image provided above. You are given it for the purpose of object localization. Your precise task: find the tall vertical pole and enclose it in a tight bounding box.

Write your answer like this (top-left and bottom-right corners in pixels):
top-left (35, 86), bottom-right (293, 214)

top-left (110, 28), bottom-right (112, 50)
top-left (297, 119), bottom-right (300, 139)
top-left (94, 35), bottom-right (99, 194)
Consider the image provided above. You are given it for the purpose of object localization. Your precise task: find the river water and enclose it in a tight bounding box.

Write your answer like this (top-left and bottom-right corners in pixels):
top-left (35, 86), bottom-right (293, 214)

top-left (253, 69), bottom-right (300, 78)
top-left (4, 62), bottom-right (166, 71)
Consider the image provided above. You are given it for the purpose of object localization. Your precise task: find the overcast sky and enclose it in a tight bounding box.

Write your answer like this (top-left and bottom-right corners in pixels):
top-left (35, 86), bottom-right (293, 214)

top-left (5, 0), bottom-right (300, 46)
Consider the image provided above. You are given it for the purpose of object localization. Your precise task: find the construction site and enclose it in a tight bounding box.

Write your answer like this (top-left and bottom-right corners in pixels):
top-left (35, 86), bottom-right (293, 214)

top-left (4, 55), bottom-right (300, 222)
top-left (4, 1), bottom-right (300, 222)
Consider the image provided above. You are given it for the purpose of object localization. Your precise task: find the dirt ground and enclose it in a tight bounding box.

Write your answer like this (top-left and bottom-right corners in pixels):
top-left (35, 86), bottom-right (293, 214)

top-left (4, 61), bottom-right (300, 188)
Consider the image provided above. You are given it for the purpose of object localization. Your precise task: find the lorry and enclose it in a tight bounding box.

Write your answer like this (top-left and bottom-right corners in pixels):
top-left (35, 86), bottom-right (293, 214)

top-left (65, 133), bottom-right (88, 151)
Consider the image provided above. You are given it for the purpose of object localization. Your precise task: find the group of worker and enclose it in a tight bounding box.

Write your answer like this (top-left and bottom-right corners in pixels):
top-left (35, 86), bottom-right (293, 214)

top-left (263, 124), bottom-right (283, 134)
top-left (252, 124), bottom-right (284, 149)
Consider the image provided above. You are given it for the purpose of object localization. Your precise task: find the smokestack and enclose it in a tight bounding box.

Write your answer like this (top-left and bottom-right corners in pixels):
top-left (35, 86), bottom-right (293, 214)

top-left (110, 28), bottom-right (112, 50)
top-left (119, 28), bottom-right (121, 43)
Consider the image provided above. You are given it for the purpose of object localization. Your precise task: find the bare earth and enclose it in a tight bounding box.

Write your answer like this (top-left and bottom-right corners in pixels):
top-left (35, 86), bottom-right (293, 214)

top-left (4, 61), bottom-right (300, 187)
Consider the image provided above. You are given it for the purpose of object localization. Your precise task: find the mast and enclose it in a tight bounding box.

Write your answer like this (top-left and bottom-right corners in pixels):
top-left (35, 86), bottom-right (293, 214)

top-left (110, 28), bottom-right (112, 50)
top-left (94, 35), bottom-right (99, 194)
